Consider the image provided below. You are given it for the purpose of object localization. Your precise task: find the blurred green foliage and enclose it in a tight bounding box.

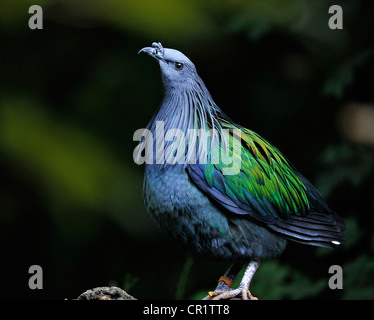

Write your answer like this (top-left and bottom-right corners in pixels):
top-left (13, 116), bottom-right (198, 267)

top-left (1, 0), bottom-right (373, 300)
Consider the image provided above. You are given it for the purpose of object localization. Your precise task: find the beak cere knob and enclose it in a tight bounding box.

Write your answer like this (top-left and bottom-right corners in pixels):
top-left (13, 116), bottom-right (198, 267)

top-left (151, 42), bottom-right (164, 57)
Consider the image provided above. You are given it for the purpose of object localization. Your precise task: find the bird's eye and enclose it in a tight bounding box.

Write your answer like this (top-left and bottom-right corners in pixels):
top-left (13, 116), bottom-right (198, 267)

top-left (175, 62), bottom-right (183, 71)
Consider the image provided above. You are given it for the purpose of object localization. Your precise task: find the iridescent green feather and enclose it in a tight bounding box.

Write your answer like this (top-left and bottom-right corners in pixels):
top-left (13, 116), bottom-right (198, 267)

top-left (202, 121), bottom-right (310, 218)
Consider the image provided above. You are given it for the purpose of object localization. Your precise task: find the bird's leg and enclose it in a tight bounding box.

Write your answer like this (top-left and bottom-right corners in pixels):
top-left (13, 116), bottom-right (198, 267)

top-left (203, 260), bottom-right (244, 300)
top-left (208, 260), bottom-right (261, 300)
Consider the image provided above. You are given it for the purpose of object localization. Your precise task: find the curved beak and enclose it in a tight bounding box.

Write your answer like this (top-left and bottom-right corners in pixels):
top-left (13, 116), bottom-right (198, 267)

top-left (138, 47), bottom-right (155, 56)
top-left (138, 42), bottom-right (165, 61)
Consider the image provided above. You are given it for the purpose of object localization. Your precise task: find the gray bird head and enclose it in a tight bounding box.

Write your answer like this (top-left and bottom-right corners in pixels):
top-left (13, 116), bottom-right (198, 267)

top-left (139, 42), bottom-right (199, 90)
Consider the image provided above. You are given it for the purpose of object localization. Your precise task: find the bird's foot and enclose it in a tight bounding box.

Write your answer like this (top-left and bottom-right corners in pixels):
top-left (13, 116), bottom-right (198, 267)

top-left (205, 286), bottom-right (258, 300)
top-left (202, 277), bottom-right (231, 300)
top-left (203, 260), bottom-right (260, 300)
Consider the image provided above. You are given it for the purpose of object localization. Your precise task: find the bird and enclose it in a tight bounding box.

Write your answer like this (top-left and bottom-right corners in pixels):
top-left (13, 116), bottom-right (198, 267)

top-left (136, 42), bottom-right (345, 300)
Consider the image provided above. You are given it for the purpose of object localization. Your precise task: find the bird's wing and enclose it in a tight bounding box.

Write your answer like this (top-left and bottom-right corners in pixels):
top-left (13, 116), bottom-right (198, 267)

top-left (186, 122), bottom-right (345, 247)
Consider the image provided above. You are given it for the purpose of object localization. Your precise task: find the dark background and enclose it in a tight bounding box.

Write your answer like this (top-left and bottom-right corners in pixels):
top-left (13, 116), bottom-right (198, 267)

top-left (1, 0), bottom-right (373, 300)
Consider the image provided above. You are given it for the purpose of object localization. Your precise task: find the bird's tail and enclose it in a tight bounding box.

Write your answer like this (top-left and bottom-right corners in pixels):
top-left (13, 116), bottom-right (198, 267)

top-left (267, 209), bottom-right (345, 248)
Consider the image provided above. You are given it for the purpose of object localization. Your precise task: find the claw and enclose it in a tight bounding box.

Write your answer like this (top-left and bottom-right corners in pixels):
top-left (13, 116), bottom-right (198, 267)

top-left (247, 290), bottom-right (258, 300)
top-left (208, 287), bottom-right (258, 300)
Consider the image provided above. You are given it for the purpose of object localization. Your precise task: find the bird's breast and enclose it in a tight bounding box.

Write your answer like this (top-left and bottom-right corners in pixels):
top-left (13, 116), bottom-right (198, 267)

top-left (143, 164), bottom-right (209, 218)
top-left (142, 164), bottom-right (230, 251)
